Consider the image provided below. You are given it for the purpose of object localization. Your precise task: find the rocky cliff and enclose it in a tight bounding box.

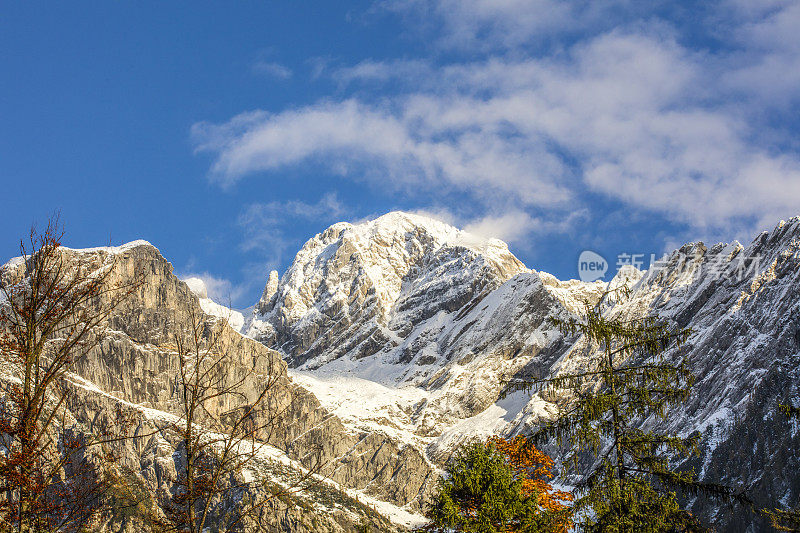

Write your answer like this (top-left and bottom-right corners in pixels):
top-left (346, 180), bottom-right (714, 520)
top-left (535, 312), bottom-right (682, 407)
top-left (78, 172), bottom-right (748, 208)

top-left (0, 240), bottom-right (433, 531)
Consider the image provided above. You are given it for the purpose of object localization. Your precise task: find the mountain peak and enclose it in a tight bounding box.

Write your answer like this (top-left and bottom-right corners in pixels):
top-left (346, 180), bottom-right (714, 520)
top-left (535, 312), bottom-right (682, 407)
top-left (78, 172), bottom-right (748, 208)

top-left (248, 211), bottom-right (529, 366)
top-left (331, 210), bottom-right (517, 262)
top-left (360, 210), bottom-right (461, 237)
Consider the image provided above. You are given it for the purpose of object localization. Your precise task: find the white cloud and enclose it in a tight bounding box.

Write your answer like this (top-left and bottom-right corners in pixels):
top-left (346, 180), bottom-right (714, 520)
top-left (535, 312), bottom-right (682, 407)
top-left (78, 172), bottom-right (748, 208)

top-left (405, 207), bottom-right (459, 226)
top-left (723, 1), bottom-right (800, 109)
top-left (463, 208), bottom-right (589, 242)
top-left (179, 272), bottom-right (246, 306)
top-left (331, 59), bottom-right (431, 85)
top-left (463, 211), bottom-right (537, 242)
top-left (194, 1), bottom-right (800, 240)
top-left (380, 0), bottom-right (635, 50)
top-left (192, 97), bottom-right (574, 208)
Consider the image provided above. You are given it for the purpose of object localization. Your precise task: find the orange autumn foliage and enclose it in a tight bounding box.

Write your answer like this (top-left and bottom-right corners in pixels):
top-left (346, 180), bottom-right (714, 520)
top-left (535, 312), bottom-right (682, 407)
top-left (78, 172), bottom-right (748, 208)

top-left (488, 436), bottom-right (574, 532)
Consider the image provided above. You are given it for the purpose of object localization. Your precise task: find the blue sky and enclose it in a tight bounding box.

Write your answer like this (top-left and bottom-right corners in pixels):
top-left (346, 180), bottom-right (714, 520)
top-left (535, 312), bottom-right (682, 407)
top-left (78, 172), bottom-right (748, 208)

top-left (2, 1), bottom-right (799, 307)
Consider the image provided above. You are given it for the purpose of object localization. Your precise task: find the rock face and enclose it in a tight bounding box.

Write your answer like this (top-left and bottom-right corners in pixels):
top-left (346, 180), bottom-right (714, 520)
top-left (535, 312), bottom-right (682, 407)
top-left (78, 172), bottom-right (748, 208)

top-left (519, 220), bottom-right (800, 531)
top-left (582, 220), bottom-right (800, 531)
top-left (246, 212), bottom-right (800, 532)
top-left (0, 240), bottom-right (432, 531)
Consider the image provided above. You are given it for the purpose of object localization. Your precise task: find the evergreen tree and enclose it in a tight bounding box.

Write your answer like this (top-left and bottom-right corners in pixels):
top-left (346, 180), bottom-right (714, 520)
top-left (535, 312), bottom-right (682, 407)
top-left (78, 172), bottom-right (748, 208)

top-left (525, 287), bottom-right (744, 532)
top-left (425, 439), bottom-right (570, 533)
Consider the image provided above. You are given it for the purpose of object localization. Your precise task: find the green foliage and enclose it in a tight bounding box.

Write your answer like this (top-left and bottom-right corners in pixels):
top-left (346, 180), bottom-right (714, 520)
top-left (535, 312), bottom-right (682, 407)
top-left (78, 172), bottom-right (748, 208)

top-left (525, 286), bottom-right (740, 531)
top-left (426, 441), bottom-right (560, 533)
top-left (580, 467), bottom-right (701, 532)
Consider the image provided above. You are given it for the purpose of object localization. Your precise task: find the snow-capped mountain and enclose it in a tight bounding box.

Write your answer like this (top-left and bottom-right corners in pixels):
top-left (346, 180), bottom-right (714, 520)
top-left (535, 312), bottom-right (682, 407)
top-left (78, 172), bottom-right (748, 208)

top-left (248, 211), bottom-right (529, 365)
top-left (246, 212), bottom-right (601, 446)
top-left (246, 211), bottom-right (800, 532)
top-left (3, 211), bottom-right (796, 531)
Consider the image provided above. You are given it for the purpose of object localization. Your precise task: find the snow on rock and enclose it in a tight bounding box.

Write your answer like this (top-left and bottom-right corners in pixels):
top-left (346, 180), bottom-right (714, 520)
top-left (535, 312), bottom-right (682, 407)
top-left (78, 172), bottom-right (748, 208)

top-left (247, 211), bottom-right (529, 370)
top-left (67, 369), bottom-right (425, 530)
top-left (2, 239), bottom-right (159, 273)
top-left (257, 270), bottom-right (280, 314)
top-left (183, 276), bottom-right (208, 298)
top-left (538, 272), bottom-right (606, 314)
top-left (62, 239), bottom-right (158, 255)
top-left (532, 216), bottom-right (800, 529)
top-left (289, 370), bottom-right (435, 449)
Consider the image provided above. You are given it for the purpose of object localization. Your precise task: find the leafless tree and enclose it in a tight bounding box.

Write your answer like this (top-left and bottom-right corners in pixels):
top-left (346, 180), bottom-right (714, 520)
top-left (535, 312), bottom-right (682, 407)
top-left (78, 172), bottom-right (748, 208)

top-left (158, 305), bottom-right (322, 533)
top-left (0, 217), bottom-right (143, 532)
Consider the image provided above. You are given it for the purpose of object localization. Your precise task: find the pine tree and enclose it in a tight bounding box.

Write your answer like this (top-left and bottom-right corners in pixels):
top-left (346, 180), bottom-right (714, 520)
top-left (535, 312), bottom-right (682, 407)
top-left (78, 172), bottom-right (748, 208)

top-left (524, 286), bottom-right (744, 532)
top-left (425, 438), bottom-right (570, 533)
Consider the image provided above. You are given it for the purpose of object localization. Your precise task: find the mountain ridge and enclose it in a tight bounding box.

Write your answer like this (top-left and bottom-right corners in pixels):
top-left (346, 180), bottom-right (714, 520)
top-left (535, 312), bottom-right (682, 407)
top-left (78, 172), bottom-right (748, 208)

top-left (3, 212), bottom-right (798, 531)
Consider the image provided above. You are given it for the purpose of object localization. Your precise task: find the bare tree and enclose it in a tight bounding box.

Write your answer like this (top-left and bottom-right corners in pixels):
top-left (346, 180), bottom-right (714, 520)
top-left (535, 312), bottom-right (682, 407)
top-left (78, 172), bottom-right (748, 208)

top-left (158, 305), bottom-right (321, 533)
top-left (0, 218), bottom-right (143, 532)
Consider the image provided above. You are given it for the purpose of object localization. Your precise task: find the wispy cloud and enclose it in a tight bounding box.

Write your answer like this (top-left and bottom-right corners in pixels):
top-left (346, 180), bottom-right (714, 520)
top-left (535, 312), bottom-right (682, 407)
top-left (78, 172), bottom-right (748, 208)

top-left (178, 272), bottom-right (248, 307)
top-left (237, 192), bottom-right (346, 258)
top-left (252, 60), bottom-right (293, 79)
top-left (194, 0), bottom-right (800, 242)
top-left (192, 98), bottom-right (573, 208)
top-left (463, 211), bottom-right (543, 243)
top-left (330, 58), bottom-right (431, 86)
top-left (176, 194), bottom-right (347, 307)
top-left (723, 1), bottom-right (800, 110)
top-left (379, 0), bottom-right (631, 51)
top-left (464, 208), bottom-right (590, 243)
